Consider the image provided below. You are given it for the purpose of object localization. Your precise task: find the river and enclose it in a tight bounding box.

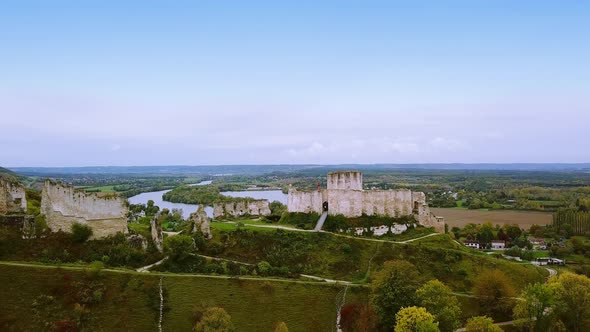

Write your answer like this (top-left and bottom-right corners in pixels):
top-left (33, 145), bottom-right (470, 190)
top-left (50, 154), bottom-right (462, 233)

top-left (127, 181), bottom-right (287, 219)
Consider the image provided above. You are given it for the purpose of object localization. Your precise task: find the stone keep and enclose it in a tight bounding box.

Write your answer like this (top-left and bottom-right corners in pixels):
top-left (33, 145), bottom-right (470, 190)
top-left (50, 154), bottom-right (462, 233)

top-left (41, 180), bottom-right (128, 238)
top-left (288, 171), bottom-right (445, 232)
top-left (0, 177), bottom-right (27, 215)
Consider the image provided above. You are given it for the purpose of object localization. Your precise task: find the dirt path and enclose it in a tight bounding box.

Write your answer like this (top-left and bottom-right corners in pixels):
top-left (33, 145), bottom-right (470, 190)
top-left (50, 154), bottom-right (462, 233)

top-left (299, 274), bottom-right (352, 284)
top-left (224, 221), bottom-right (444, 244)
top-left (455, 319), bottom-right (516, 332)
top-left (193, 253), bottom-right (255, 266)
top-left (137, 257), bottom-right (168, 272)
top-left (326, 231), bottom-right (442, 245)
top-left (0, 261), bottom-right (365, 287)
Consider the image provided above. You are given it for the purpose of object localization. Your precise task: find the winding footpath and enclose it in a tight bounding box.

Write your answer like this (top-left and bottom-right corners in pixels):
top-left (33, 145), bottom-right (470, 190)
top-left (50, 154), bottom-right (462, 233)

top-left (0, 261), bottom-right (365, 287)
top-left (225, 221), bottom-right (443, 244)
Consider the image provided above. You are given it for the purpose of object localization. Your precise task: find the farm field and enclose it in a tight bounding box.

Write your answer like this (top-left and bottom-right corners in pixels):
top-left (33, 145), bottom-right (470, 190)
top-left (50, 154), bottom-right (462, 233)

top-left (431, 208), bottom-right (552, 229)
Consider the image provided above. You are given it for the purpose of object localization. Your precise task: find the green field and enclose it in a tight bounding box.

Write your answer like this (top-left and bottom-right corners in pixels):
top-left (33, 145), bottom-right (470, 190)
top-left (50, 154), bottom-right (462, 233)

top-left (79, 185), bottom-right (117, 192)
top-left (0, 263), bottom-right (366, 332)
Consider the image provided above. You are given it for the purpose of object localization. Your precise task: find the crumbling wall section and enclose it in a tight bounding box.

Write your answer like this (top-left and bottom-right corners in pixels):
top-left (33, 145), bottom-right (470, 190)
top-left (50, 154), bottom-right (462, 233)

top-left (412, 191), bottom-right (445, 232)
top-left (189, 205), bottom-right (211, 239)
top-left (287, 189), bottom-right (324, 214)
top-left (213, 200), bottom-right (271, 219)
top-left (327, 190), bottom-right (364, 217)
top-left (41, 180), bottom-right (128, 238)
top-left (0, 178), bottom-right (27, 215)
top-left (151, 215), bottom-right (163, 252)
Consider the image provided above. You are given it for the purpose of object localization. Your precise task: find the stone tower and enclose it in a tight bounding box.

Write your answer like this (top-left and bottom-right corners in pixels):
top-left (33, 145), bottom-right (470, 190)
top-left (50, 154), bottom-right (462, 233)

top-left (327, 171), bottom-right (363, 191)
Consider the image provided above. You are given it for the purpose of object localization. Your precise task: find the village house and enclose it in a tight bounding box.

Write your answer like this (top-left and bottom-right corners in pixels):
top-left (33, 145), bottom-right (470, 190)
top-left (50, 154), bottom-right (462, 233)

top-left (529, 237), bottom-right (546, 250)
top-left (463, 240), bottom-right (480, 249)
top-left (491, 240), bottom-right (506, 250)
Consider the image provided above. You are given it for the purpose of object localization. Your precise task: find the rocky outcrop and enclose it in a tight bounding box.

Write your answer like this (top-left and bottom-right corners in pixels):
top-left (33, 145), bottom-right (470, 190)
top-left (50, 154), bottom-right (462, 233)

top-left (151, 216), bottom-right (163, 252)
top-left (127, 234), bottom-right (148, 250)
top-left (41, 180), bottom-right (128, 238)
top-left (0, 177), bottom-right (27, 215)
top-left (212, 200), bottom-right (271, 219)
top-left (189, 205), bottom-right (211, 239)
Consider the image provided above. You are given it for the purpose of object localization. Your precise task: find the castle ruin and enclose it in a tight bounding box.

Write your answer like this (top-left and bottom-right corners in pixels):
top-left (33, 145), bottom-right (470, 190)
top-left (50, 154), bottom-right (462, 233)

top-left (288, 171), bottom-right (444, 232)
top-left (213, 200), bottom-right (271, 219)
top-left (41, 180), bottom-right (128, 238)
top-left (0, 177), bottom-right (27, 215)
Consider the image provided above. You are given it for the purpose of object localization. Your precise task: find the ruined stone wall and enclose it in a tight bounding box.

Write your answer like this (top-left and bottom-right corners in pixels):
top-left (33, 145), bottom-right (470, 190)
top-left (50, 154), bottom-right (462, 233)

top-left (326, 189), bottom-right (414, 217)
top-left (287, 189), bottom-right (324, 214)
top-left (189, 205), bottom-right (211, 239)
top-left (327, 171), bottom-right (363, 191)
top-left (288, 187), bottom-right (445, 232)
top-left (151, 215), bottom-right (163, 252)
top-left (362, 190), bottom-right (414, 217)
top-left (412, 191), bottom-right (445, 232)
top-left (213, 200), bottom-right (271, 219)
top-left (327, 190), bottom-right (364, 217)
top-left (0, 178), bottom-right (27, 215)
top-left (288, 172), bottom-right (445, 232)
top-left (41, 180), bottom-right (128, 238)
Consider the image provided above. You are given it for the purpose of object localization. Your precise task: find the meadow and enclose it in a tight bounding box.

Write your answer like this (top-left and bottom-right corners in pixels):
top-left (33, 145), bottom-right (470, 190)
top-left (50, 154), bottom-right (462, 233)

top-left (0, 263), bottom-right (366, 332)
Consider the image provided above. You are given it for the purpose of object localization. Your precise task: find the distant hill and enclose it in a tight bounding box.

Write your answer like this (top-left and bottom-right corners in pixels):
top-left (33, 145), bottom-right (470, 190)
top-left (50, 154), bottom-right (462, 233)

top-left (8, 163), bottom-right (590, 176)
top-left (0, 166), bottom-right (20, 183)
top-left (0, 166), bottom-right (16, 175)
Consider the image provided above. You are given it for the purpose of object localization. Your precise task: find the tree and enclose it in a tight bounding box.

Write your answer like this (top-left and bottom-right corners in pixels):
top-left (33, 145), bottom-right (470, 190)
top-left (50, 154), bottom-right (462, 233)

top-left (164, 235), bottom-right (195, 261)
top-left (371, 260), bottom-right (423, 329)
top-left (513, 283), bottom-right (555, 332)
top-left (71, 223), bottom-right (93, 243)
top-left (472, 270), bottom-right (515, 317)
top-left (394, 306), bottom-right (439, 332)
top-left (464, 316), bottom-right (502, 332)
top-left (269, 201), bottom-right (287, 217)
top-left (194, 307), bottom-right (234, 332)
top-left (274, 321), bottom-right (289, 332)
top-left (477, 223), bottom-right (495, 248)
top-left (416, 280), bottom-right (461, 332)
top-left (504, 224), bottom-right (522, 241)
top-left (549, 272), bottom-right (590, 332)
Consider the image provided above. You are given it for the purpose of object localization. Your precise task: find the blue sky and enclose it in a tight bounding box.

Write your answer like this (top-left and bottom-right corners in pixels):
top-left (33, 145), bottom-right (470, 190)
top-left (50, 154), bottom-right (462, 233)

top-left (1, 1), bottom-right (589, 166)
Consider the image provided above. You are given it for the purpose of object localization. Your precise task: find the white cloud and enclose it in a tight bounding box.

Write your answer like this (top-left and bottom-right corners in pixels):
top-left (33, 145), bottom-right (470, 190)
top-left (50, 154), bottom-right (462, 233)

top-left (429, 137), bottom-right (468, 151)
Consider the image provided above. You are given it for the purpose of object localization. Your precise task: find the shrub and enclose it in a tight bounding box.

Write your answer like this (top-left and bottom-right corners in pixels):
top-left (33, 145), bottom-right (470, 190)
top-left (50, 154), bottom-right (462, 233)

top-left (394, 306), bottom-right (439, 332)
top-left (465, 316), bottom-right (502, 332)
top-left (257, 261), bottom-right (272, 276)
top-left (164, 235), bottom-right (195, 261)
top-left (194, 307), bottom-right (235, 332)
top-left (88, 261), bottom-right (104, 278)
top-left (71, 223), bottom-right (93, 243)
top-left (274, 321), bottom-right (289, 332)
top-left (341, 243), bottom-right (352, 254)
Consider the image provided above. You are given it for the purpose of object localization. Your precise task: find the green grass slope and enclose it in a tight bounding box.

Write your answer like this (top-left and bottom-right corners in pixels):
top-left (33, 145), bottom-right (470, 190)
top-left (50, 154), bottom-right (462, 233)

top-left (0, 264), bottom-right (366, 332)
top-left (203, 229), bottom-right (547, 291)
